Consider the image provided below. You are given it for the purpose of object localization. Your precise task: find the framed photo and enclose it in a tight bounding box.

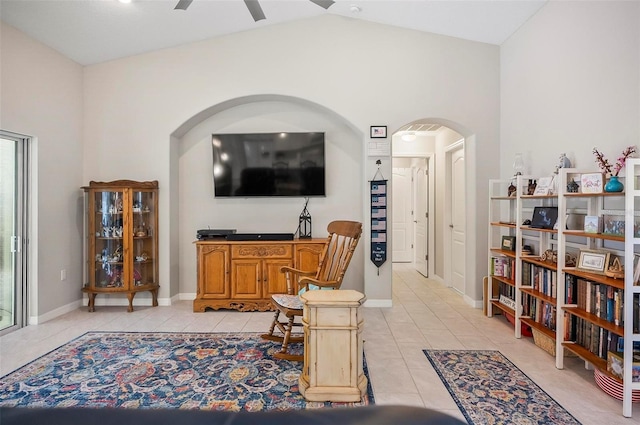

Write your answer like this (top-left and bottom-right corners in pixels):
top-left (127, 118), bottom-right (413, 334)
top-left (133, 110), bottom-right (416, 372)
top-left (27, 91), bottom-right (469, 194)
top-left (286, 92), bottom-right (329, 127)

top-left (501, 235), bottom-right (516, 251)
top-left (602, 215), bottom-right (624, 236)
top-left (577, 249), bottom-right (610, 274)
top-left (580, 173), bottom-right (604, 193)
top-left (370, 126), bottom-right (387, 139)
top-left (533, 176), bottom-right (554, 195)
top-left (583, 215), bottom-right (602, 233)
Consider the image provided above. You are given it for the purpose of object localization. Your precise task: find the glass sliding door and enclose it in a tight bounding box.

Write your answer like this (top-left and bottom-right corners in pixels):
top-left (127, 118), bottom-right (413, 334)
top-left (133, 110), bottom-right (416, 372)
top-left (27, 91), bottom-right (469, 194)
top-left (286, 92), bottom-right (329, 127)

top-left (0, 132), bottom-right (28, 334)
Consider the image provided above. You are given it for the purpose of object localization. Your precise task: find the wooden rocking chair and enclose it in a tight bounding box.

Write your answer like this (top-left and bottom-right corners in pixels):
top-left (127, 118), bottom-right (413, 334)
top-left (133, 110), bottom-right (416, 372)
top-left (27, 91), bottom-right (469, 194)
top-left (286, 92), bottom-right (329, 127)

top-left (261, 220), bottom-right (363, 361)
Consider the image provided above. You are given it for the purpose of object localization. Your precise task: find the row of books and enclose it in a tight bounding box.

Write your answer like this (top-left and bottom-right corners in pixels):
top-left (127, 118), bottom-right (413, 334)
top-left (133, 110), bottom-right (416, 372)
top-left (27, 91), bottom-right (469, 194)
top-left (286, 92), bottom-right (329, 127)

top-left (522, 295), bottom-right (556, 331)
top-left (565, 315), bottom-right (622, 360)
top-left (496, 281), bottom-right (515, 306)
top-left (522, 262), bottom-right (557, 298)
top-left (565, 275), bottom-right (624, 326)
top-left (491, 256), bottom-right (515, 280)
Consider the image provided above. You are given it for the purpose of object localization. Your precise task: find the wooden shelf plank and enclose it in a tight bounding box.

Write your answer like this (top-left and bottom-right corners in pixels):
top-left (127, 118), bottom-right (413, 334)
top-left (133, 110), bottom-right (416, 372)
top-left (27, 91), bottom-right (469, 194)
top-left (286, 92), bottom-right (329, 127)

top-left (490, 248), bottom-right (516, 258)
top-left (521, 255), bottom-right (558, 271)
top-left (489, 299), bottom-right (515, 317)
top-left (490, 275), bottom-right (515, 287)
top-left (565, 192), bottom-right (625, 198)
top-left (520, 286), bottom-right (557, 305)
top-left (520, 194), bottom-right (558, 200)
top-left (521, 318), bottom-right (556, 339)
top-left (563, 268), bottom-right (625, 290)
top-left (562, 342), bottom-right (610, 374)
top-left (490, 221), bottom-right (517, 228)
top-left (520, 226), bottom-right (558, 234)
top-left (562, 305), bottom-right (624, 335)
top-left (563, 230), bottom-right (624, 242)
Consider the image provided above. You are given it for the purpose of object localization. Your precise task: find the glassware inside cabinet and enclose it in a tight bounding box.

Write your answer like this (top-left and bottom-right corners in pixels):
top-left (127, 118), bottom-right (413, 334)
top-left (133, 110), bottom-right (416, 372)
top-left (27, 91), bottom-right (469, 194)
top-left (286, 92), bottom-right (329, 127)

top-left (94, 190), bottom-right (125, 288)
top-left (133, 190), bottom-right (157, 287)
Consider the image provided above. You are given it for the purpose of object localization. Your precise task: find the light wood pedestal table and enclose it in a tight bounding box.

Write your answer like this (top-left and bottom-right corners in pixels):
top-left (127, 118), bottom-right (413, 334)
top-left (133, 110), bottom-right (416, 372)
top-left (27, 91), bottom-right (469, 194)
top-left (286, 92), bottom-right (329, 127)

top-left (298, 289), bottom-right (367, 402)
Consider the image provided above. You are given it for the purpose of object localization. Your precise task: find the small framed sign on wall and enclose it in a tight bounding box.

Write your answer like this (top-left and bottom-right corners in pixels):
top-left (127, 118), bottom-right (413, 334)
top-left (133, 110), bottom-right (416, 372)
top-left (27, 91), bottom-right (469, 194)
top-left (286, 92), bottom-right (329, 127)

top-left (370, 126), bottom-right (387, 139)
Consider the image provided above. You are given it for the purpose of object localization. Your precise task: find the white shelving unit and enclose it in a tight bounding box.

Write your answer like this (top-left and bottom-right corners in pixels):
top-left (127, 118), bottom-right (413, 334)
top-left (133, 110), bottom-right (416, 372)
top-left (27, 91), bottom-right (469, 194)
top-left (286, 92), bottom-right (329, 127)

top-left (488, 165), bottom-right (639, 417)
top-left (623, 159), bottom-right (640, 417)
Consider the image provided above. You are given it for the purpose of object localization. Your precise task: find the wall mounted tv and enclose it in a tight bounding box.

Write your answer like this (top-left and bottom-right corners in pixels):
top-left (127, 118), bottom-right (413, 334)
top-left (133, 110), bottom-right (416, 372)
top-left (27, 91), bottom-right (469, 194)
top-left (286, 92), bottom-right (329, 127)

top-left (211, 132), bottom-right (326, 197)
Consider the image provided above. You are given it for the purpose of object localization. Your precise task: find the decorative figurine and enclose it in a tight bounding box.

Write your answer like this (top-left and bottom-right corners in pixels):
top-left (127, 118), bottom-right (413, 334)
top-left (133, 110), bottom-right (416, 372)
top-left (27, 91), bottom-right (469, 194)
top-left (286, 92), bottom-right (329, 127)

top-left (558, 153), bottom-right (572, 169)
top-left (527, 179), bottom-right (537, 195)
top-left (605, 257), bottom-right (624, 279)
top-left (567, 178), bottom-right (579, 193)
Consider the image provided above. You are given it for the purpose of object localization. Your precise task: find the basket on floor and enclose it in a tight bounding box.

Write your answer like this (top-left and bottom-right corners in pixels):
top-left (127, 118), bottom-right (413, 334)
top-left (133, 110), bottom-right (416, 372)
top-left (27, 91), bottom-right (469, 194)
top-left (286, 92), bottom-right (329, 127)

top-left (532, 328), bottom-right (576, 357)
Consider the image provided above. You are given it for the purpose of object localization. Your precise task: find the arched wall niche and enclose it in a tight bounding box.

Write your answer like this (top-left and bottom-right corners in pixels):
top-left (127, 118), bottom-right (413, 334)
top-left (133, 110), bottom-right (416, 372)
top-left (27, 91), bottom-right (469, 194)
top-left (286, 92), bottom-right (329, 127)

top-left (169, 94), bottom-right (365, 300)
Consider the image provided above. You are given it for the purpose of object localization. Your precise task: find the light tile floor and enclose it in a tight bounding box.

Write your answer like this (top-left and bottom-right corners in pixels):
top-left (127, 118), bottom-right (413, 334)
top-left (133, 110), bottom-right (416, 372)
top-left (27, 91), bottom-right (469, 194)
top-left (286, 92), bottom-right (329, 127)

top-left (1, 264), bottom-right (639, 424)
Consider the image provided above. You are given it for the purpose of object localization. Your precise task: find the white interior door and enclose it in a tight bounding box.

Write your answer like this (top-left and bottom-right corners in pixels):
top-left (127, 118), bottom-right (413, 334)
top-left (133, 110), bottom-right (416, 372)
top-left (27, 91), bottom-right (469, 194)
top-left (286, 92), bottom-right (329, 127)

top-left (450, 147), bottom-right (466, 293)
top-left (414, 160), bottom-right (428, 276)
top-left (392, 167), bottom-right (412, 262)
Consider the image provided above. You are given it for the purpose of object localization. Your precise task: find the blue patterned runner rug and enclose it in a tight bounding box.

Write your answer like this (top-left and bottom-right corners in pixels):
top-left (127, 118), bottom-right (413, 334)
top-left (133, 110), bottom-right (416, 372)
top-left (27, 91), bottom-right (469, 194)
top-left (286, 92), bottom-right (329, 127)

top-left (0, 332), bottom-right (374, 410)
top-left (423, 349), bottom-right (581, 425)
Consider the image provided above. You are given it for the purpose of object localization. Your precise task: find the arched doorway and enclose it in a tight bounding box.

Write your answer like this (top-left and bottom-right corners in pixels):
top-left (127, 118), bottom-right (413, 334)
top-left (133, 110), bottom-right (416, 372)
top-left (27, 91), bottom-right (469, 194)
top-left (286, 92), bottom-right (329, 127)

top-left (391, 120), bottom-right (467, 292)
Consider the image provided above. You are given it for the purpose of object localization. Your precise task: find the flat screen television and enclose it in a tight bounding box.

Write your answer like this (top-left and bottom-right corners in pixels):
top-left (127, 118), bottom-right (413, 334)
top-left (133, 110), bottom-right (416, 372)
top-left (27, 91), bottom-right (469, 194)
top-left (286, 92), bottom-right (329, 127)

top-left (211, 132), bottom-right (326, 197)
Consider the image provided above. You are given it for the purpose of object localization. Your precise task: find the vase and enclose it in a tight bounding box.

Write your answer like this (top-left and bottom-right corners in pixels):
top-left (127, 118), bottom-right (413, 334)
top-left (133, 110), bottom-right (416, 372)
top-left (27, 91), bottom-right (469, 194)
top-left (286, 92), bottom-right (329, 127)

top-left (604, 176), bottom-right (624, 193)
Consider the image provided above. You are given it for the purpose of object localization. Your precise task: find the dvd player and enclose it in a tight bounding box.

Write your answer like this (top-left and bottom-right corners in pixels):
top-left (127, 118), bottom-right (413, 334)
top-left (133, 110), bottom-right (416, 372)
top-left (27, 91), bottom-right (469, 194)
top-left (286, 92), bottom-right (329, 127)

top-left (226, 233), bottom-right (294, 241)
top-left (197, 229), bottom-right (237, 240)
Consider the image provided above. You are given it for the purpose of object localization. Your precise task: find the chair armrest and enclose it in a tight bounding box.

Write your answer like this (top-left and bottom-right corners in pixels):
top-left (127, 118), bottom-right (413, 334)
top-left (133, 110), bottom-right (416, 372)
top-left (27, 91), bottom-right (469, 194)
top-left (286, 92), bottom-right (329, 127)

top-left (299, 276), bottom-right (340, 289)
top-left (279, 265), bottom-right (316, 277)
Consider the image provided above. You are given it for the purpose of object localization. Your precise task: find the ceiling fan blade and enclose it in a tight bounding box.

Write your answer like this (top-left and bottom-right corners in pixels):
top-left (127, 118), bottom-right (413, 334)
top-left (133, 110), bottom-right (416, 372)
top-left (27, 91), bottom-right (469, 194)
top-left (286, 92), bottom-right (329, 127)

top-left (174, 0), bottom-right (193, 10)
top-left (243, 0), bottom-right (266, 22)
top-left (308, 0), bottom-right (335, 9)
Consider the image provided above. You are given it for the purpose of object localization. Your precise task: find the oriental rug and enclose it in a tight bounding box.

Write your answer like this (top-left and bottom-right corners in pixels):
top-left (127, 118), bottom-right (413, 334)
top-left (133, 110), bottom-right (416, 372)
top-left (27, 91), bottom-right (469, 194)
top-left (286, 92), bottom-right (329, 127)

top-left (0, 332), bottom-right (373, 411)
top-left (423, 349), bottom-right (581, 425)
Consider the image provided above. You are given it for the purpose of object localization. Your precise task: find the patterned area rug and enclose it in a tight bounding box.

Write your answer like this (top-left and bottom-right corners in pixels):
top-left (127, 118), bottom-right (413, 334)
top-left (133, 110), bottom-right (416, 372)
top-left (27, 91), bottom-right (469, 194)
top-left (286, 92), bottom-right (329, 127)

top-left (0, 332), bottom-right (373, 410)
top-left (423, 350), bottom-right (581, 425)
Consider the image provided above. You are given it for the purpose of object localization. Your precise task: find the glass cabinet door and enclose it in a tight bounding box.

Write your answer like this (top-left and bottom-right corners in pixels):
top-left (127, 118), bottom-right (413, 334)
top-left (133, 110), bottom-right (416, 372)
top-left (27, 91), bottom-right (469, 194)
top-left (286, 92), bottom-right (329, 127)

top-left (94, 190), bottom-right (125, 289)
top-left (132, 190), bottom-right (157, 288)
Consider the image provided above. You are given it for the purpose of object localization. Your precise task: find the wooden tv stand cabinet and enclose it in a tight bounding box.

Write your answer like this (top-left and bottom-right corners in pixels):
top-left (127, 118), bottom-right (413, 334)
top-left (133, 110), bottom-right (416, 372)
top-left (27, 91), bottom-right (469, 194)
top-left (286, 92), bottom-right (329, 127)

top-left (194, 238), bottom-right (326, 312)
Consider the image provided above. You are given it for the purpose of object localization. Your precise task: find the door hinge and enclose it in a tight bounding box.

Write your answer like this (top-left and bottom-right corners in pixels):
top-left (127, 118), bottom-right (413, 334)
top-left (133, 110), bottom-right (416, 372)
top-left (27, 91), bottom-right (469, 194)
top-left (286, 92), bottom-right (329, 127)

top-left (425, 254), bottom-right (428, 260)
top-left (411, 244), bottom-right (413, 249)
top-left (425, 212), bottom-right (428, 218)
top-left (11, 236), bottom-right (20, 253)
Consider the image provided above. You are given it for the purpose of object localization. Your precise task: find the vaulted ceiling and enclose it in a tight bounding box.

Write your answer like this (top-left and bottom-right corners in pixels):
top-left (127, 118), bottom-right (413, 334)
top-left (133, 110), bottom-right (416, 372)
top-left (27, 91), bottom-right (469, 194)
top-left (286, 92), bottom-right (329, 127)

top-left (0, 0), bottom-right (547, 66)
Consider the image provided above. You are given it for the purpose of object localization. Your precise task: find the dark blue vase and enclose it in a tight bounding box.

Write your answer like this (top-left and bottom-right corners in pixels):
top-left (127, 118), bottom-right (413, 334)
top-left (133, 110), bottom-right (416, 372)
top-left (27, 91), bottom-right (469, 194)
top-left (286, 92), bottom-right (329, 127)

top-left (604, 176), bottom-right (624, 192)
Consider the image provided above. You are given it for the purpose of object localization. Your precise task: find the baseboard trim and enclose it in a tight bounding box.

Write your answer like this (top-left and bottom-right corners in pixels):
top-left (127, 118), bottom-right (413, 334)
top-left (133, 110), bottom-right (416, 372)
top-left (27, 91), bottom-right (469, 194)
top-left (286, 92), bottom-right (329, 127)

top-left (29, 299), bottom-right (82, 325)
top-left (363, 299), bottom-right (392, 308)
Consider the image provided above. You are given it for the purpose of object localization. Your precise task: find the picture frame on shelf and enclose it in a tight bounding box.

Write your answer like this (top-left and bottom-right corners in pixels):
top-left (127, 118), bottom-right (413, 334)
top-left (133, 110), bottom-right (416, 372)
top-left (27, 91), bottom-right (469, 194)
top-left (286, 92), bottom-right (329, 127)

top-left (602, 215), bottom-right (624, 236)
top-left (580, 173), bottom-right (604, 193)
top-left (370, 126), bottom-right (387, 139)
top-left (577, 249), bottom-right (610, 275)
top-left (584, 215), bottom-right (602, 233)
top-left (501, 235), bottom-right (516, 251)
top-left (533, 176), bottom-right (554, 195)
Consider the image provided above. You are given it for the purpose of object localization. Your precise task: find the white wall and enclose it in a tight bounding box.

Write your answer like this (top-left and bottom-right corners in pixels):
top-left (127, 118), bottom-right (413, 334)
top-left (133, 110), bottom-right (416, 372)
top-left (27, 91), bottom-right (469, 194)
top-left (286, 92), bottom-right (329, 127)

top-left (82, 15), bottom-right (500, 307)
top-left (1, 14), bottom-right (500, 318)
top-left (501, 1), bottom-right (640, 179)
top-left (0, 23), bottom-right (84, 321)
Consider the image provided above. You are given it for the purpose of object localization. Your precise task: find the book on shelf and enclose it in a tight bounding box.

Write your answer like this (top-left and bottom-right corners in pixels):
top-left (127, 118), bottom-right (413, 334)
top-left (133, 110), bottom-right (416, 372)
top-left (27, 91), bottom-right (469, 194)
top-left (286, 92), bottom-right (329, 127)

top-left (491, 256), bottom-right (514, 280)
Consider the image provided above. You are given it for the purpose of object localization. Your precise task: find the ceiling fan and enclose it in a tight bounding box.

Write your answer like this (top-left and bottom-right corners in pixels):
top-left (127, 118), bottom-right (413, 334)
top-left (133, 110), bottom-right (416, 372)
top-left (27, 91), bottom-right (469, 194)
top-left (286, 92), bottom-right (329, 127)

top-left (174, 0), bottom-right (335, 22)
